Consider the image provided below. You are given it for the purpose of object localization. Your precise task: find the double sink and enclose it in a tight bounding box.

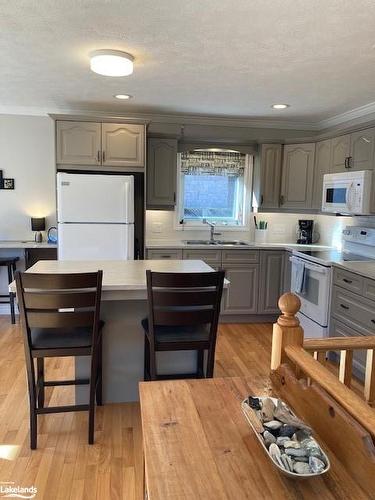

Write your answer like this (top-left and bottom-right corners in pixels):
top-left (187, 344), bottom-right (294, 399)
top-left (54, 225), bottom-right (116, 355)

top-left (184, 240), bottom-right (250, 246)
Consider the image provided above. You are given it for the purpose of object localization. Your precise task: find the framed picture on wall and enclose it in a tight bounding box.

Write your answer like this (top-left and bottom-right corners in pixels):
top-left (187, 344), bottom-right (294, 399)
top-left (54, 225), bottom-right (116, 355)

top-left (2, 178), bottom-right (14, 190)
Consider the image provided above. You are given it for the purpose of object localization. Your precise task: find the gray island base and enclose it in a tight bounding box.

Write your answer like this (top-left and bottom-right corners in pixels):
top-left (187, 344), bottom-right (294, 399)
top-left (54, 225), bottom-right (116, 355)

top-left (12, 259), bottom-right (226, 403)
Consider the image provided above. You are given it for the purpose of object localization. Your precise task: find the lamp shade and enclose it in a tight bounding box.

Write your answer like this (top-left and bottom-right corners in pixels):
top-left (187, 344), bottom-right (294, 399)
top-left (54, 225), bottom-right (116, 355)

top-left (31, 217), bottom-right (46, 232)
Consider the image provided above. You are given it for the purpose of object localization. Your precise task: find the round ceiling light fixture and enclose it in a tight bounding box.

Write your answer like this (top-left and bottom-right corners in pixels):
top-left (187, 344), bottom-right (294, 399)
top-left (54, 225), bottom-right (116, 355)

top-left (90, 50), bottom-right (134, 77)
top-left (271, 103), bottom-right (290, 109)
top-left (114, 94), bottom-right (132, 100)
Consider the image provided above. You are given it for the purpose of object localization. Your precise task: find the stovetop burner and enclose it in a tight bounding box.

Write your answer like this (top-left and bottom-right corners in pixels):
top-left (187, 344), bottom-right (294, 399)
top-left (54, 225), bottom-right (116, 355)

top-left (297, 250), bottom-right (375, 264)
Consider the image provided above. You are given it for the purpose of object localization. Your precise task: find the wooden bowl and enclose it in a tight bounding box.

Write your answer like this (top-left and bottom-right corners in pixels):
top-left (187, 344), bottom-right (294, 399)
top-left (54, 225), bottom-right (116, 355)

top-left (241, 396), bottom-right (330, 479)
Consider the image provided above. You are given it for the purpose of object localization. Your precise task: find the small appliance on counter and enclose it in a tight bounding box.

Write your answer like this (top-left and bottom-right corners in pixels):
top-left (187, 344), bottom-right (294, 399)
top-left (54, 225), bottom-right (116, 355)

top-left (47, 226), bottom-right (58, 244)
top-left (296, 220), bottom-right (314, 244)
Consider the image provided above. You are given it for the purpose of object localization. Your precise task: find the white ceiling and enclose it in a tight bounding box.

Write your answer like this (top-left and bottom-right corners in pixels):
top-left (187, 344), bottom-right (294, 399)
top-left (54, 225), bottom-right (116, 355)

top-left (1, 0), bottom-right (375, 127)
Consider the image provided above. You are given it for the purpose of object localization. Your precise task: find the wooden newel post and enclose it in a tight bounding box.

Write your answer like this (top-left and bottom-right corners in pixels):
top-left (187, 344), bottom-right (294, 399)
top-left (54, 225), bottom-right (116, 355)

top-left (271, 292), bottom-right (304, 370)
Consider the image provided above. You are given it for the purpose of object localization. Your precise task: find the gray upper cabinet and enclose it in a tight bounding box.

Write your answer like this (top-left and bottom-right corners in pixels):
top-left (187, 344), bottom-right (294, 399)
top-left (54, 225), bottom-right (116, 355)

top-left (102, 123), bottom-right (145, 168)
top-left (349, 128), bottom-right (375, 171)
top-left (258, 251), bottom-right (284, 314)
top-left (147, 138), bottom-right (177, 209)
top-left (56, 121), bottom-right (101, 165)
top-left (259, 144), bottom-right (282, 209)
top-left (56, 120), bottom-right (145, 168)
top-left (330, 135), bottom-right (351, 173)
top-left (312, 139), bottom-right (332, 209)
top-left (280, 143), bottom-right (315, 209)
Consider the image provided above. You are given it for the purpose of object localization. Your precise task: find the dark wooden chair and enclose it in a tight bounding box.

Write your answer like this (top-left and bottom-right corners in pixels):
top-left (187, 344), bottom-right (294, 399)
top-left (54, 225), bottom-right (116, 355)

top-left (15, 271), bottom-right (103, 449)
top-left (0, 256), bottom-right (19, 324)
top-left (142, 270), bottom-right (225, 381)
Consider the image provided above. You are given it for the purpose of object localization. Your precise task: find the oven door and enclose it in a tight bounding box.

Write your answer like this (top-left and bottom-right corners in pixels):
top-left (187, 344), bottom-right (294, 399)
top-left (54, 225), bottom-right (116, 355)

top-left (290, 256), bottom-right (331, 327)
top-left (322, 179), bottom-right (354, 213)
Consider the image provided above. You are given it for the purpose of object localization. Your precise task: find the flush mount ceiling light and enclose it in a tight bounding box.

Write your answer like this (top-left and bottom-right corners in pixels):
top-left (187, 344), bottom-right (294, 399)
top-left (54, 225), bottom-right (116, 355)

top-left (114, 94), bottom-right (132, 100)
top-left (271, 103), bottom-right (290, 109)
top-left (90, 50), bottom-right (134, 77)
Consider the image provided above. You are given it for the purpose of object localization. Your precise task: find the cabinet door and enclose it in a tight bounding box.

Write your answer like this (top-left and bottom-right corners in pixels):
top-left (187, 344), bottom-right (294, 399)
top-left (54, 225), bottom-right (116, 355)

top-left (312, 139), bottom-right (332, 209)
top-left (147, 249), bottom-right (183, 259)
top-left (280, 144), bottom-right (315, 209)
top-left (258, 251), bottom-right (284, 314)
top-left (102, 123), bottom-right (145, 167)
top-left (222, 264), bottom-right (259, 314)
top-left (330, 135), bottom-right (350, 173)
top-left (25, 248), bottom-right (58, 269)
top-left (350, 128), bottom-right (375, 171)
top-left (260, 144), bottom-right (282, 209)
top-left (147, 138), bottom-right (177, 209)
top-left (56, 121), bottom-right (101, 165)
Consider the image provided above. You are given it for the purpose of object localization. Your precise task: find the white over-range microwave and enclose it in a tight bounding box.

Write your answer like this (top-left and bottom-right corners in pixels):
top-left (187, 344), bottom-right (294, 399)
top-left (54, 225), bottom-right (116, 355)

top-left (322, 170), bottom-right (373, 215)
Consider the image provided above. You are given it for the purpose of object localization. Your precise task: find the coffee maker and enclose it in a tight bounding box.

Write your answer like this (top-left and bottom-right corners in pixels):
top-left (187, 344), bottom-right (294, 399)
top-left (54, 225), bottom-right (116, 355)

top-left (297, 219), bottom-right (314, 245)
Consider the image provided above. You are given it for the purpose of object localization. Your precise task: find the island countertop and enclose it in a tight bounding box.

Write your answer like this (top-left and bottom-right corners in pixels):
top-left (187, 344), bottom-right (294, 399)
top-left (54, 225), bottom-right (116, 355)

top-left (10, 259), bottom-right (227, 300)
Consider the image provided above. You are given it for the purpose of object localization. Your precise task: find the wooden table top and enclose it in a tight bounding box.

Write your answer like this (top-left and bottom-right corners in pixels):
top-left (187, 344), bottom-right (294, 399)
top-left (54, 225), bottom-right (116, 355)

top-left (139, 376), bottom-right (368, 500)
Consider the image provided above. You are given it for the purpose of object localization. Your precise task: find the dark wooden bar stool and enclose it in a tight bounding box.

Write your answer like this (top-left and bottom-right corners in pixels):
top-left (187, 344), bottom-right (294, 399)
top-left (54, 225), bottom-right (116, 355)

top-left (0, 256), bottom-right (19, 324)
top-left (142, 270), bottom-right (225, 381)
top-left (15, 270), bottom-right (104, 449)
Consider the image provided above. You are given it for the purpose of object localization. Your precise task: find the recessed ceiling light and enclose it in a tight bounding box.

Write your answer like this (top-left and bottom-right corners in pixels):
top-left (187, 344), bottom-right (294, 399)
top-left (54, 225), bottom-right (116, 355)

top-left (271, 104), bottom-right (290, 109)
top-left (90, 50), bottom-right (134, 77)
top-left (114, 94), bottom-right (132, 100)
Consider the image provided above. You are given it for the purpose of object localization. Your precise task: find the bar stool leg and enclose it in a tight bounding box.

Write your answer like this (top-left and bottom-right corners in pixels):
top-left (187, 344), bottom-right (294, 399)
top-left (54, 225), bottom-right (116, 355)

top-left (7, 264), bottom-right (16, 324)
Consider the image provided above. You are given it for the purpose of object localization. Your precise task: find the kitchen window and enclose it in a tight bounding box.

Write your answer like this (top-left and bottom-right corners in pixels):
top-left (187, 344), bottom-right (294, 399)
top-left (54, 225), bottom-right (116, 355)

top-left (177, 150), bottom-right (252, 228)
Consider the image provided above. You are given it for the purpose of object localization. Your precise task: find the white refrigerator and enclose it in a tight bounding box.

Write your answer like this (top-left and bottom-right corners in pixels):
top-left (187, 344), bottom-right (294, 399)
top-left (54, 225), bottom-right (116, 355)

top-left (57, 172), bottom-right (134, 260)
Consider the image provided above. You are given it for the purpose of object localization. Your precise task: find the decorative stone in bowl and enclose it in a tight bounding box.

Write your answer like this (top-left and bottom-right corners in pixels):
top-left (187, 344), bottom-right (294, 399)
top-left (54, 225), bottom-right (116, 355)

top-left (241, 396), bottom-right (330, 479)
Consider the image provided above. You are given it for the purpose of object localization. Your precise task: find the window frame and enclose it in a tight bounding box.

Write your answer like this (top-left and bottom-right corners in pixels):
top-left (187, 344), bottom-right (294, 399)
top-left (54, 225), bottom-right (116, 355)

top-left (174, 152), bottom-right (253, 231)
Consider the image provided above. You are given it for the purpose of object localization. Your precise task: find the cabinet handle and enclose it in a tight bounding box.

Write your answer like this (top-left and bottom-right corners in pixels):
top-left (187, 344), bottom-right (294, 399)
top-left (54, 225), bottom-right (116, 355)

top-left (97, 150), bottom-right (100, 163)
top-left (261, 195), bottom-right (264, 205)
top-left (161, 255), bottom-right (171, 258)
top-left (102, 151), bottom-right (106, 163)
top-left (343, 278), bottom-right (352, 284)
top-left (173, 192), bottom-right (176, 203)
top-left (340, 304), bottom-right (349, 310)
top-left (371, 319), bottom-right (375, 325)
top-left (279, 195), bottom-right (284, 205)
top-left (348, 156), bottom-right (353, 168)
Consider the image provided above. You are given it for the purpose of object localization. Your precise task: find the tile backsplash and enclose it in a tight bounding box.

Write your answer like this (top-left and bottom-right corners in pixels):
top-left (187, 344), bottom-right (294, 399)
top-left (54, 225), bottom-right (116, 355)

top-left (146, 210), bottom-right (357, 247)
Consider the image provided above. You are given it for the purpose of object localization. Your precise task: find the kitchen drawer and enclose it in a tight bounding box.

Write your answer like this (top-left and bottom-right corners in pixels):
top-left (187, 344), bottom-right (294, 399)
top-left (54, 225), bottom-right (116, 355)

top-left (221, 249), bottom-right (259, 264)
top-left (333, 267), bottom-right (364, 295)
top-left (331, 285), bottom-right (375, 336)
top-left (329, 318), bottom-right (367, 376)
top-left (182, 249), bottom-right (222, 265)
top-left (147, 249), bottom-right (183, 260)
top-left (363, 277), bottom-right (375, 301)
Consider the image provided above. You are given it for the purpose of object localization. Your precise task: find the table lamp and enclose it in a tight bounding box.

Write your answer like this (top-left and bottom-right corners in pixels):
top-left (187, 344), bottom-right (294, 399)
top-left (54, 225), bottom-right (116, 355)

top-left (31, 217), bottom-right (46, 243)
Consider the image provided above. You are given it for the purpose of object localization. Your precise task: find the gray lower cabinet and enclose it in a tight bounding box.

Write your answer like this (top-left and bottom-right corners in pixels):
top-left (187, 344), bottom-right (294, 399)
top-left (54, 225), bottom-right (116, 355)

top-left (182, 249), bottom-right (221, 270)
top-left (283, 251), bottom-right (292, 293)
top-left (330, 266), bottom-right (375, 376)
top-left (280, 143), bottom-right (315, 209)
top-left (258, 251), bottom-right (284, 314)
top-left (147, 249), bottom-right (183, 259)
top-left (147, 138), bottom-right (177, 209)
top-left (222, 263), bottom-right (259, 314)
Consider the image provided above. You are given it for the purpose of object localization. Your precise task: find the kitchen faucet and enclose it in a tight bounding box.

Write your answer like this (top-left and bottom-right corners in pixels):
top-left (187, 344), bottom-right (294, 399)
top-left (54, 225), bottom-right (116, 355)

top-left (203, 219), bottom-right (221, 243)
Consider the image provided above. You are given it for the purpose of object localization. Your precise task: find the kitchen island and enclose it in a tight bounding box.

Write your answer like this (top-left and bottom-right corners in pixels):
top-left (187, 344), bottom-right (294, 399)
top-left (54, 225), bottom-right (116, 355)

top-left (11, 259), bottom-right (225, 403)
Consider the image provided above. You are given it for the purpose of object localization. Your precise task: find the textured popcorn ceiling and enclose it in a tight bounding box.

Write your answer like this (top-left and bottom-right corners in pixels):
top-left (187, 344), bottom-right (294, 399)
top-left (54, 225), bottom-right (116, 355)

top-left (1, 0), bottom-right (375, 123)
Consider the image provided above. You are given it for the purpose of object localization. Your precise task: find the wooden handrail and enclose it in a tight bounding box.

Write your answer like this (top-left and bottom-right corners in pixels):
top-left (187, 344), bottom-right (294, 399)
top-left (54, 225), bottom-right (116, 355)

top-left (285, 344), bottom-right (375, 438)
top-left (304, 336), bottom-right (375, 352)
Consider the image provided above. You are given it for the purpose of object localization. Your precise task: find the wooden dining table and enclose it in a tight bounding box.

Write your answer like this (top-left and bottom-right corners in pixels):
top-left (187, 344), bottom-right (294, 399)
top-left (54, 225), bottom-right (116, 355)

top-left (139, 376), bottom-right (369, 499)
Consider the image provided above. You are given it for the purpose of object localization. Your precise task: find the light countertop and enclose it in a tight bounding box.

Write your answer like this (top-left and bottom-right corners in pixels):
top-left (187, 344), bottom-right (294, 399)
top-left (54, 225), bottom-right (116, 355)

top-left (146, 240), bottom-right (332, 252)
top-left (9, 259), bottom-right (227, 298)
top-left (333, 261), bottom-right (375, 281)
top-left (0, 240), bottom-right (57, 249)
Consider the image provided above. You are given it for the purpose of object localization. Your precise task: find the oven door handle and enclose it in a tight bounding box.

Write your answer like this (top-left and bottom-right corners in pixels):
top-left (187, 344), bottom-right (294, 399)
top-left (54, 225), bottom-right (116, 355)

top-left (289, 256), bottom-right (329, 274)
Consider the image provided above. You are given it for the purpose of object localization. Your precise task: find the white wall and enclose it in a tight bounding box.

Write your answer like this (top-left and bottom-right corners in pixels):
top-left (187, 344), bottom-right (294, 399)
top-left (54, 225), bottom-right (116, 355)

top-left (0, 115), bottom-right (56, 240)
top-left (146, 209), bottom-right (350, 248)
top-left (0, 115), bottom-right (56, 308)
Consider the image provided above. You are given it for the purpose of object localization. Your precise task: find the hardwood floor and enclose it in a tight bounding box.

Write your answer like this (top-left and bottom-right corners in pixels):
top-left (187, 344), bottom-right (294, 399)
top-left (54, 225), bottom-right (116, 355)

top-left (0, 317), bottom-right (275, 499)
top-left (0, 316), bottom-right (354, 499)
